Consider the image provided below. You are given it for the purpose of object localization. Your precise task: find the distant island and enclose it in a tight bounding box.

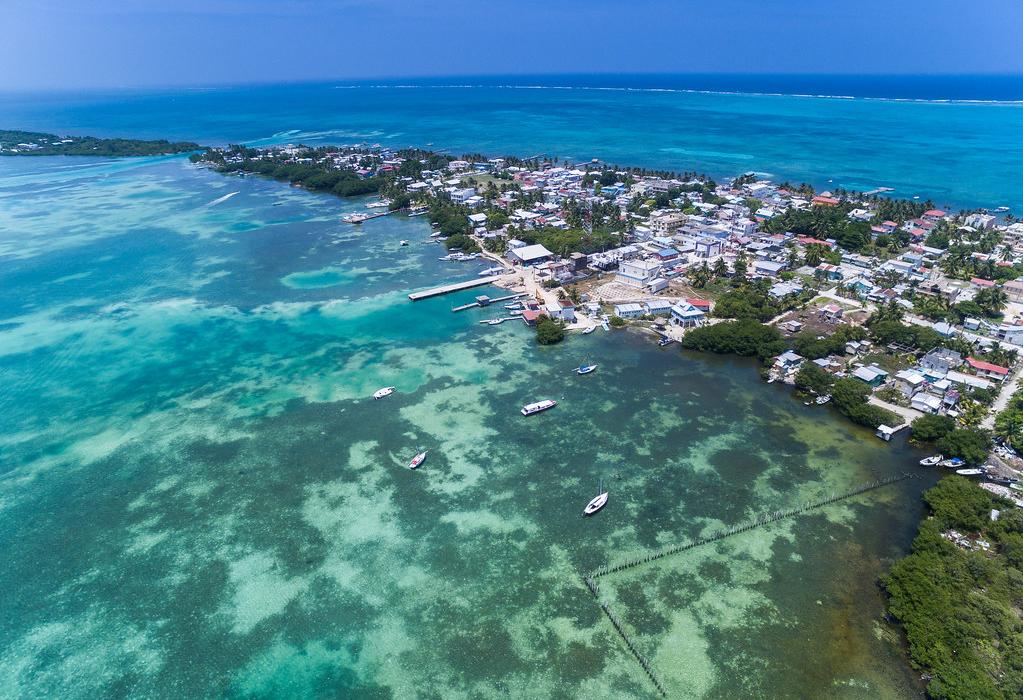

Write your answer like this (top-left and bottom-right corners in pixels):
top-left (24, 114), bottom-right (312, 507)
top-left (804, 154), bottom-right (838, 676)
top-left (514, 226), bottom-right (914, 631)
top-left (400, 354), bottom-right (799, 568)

top-left (0, 129), bottom-right (201, 156)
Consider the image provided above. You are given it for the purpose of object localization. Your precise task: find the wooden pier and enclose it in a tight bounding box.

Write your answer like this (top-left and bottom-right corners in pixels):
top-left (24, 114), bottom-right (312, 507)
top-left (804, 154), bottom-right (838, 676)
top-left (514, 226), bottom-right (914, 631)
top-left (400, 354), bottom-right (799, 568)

top-left (452, 291), bottom-right (527, 312)
top-left (407, 275), bottom-right (513, 301)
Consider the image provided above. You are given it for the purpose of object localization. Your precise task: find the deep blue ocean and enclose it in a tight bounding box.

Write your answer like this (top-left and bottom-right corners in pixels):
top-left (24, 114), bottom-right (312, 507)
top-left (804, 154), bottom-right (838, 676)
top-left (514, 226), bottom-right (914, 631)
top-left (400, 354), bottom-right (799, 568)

top-left (3, 73), bottom-right (1023, 210)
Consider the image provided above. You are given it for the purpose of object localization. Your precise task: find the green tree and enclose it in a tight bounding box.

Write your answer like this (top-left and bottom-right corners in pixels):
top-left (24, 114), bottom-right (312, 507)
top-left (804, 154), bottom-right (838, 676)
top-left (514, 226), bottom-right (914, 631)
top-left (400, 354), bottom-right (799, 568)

top-left (910, 414), bottom-right (956, 444)
top-left (535, 316), bottom-right (565, 345)
top-left (936, 429), bottom-right (992, 465)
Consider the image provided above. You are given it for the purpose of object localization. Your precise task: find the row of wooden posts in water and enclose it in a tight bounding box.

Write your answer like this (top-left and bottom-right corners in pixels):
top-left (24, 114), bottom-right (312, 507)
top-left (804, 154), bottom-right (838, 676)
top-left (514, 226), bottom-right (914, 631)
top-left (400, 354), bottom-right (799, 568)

top-left (580, 471), bottom-right (917, 697)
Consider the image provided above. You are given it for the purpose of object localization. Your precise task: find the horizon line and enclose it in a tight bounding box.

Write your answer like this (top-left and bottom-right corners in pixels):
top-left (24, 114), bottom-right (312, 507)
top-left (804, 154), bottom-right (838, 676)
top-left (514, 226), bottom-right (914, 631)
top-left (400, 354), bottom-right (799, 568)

top-left (3, 70), bottom-right (1023, 95)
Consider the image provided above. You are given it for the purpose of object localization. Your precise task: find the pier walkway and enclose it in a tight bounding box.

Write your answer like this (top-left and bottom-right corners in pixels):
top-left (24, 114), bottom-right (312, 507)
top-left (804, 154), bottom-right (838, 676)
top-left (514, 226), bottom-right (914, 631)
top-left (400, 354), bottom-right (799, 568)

top-left (407, 274), bottom-right (514, 301)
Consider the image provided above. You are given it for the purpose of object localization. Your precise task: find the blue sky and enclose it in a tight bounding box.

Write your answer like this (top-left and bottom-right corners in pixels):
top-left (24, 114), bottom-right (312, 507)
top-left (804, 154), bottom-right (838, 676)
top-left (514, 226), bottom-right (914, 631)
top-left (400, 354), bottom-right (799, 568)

top-left (3, 0), bottom-right (1022, 90)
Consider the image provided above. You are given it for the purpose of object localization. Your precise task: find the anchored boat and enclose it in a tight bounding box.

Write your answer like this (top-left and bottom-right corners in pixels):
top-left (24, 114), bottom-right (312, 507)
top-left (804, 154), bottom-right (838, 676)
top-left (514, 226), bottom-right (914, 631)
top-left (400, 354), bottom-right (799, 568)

top-left (658, 336), bottom-right (674, 347)
top-left (583, 480), bottom-right (608, 516)
top-left (408, 449), bottom-right (428, 470)
top-left (373, 386), bottom-right (395, 399)
top-left (576, 363), bottom-right (597, 375)
top-left (521, 399), bottom-right (557, 416)
top-left (919, 454), bottom-right (943, 466)
top-left (582, 326), bottom-right (596, 335)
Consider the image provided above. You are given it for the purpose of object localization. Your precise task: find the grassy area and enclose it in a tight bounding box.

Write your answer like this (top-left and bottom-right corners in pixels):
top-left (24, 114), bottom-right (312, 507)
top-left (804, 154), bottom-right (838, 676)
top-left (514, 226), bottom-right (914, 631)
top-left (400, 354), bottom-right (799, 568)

top-left (859, 351), bottom-right (911, 374)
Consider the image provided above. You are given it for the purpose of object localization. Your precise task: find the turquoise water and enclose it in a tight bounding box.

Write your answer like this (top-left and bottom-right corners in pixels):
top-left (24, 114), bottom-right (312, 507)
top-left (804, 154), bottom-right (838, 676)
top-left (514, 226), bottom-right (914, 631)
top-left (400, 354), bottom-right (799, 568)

top-left (2, 78), bottom-right (1023, 210)
top-left (0, 155), bottom-right (937, 698)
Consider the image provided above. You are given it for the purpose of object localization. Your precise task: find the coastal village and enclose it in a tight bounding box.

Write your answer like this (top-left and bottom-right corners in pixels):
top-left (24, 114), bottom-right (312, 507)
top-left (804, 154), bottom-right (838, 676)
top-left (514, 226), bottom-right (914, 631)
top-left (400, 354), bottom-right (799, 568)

top-left (194, 143), bottom-right (1023, 507)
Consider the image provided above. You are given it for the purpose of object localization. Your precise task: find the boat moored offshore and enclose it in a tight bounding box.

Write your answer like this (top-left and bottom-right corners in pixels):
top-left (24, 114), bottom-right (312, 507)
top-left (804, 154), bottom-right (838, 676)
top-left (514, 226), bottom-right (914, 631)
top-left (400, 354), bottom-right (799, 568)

top-left (521, 399), bottom-right (557, 416)
top-left (408, 450), bottom-right (428, 469)
top-left (583, 480), bottom-right (608, 516)
top-left (373, 386), bottom-right (395, 399)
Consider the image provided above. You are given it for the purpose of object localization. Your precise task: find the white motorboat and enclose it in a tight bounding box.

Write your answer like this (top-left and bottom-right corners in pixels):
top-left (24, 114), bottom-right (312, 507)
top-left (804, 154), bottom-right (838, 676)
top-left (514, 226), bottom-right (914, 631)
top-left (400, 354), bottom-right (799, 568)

top-left (408, 450), bottom-right (428, 470)
top-left (342, 212), bottom-right (371, 224)
top-left (504, 302), bottom-right (523, 310)
top-left (955, 468), bottom-right (984, 476)
top-left (576, 363), bottom-right (597, 375)
top-left (583, 480), bottom-right (608, 516)
top-left (399, 240), bottom-right (409, 246)
top-left (940, 457), bottom-right (965, 468)
top-left (919, 454), bottom-right (943, 466)
top-left (521, 399), bottom-right (557, 416)
top-left (373, 386), bottom-right (395, 399)
top-left (366, 200), bottom-right (391, 209)
top-left (581, 326), bottom-right (596, 335)
top-left (815, 395), bottom-right (831, 405)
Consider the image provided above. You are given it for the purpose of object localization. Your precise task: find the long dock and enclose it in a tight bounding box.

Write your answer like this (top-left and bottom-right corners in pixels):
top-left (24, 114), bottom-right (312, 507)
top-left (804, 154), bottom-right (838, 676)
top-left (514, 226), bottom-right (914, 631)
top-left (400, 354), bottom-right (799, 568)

top-left (408, 274), bottom-right (512, 301)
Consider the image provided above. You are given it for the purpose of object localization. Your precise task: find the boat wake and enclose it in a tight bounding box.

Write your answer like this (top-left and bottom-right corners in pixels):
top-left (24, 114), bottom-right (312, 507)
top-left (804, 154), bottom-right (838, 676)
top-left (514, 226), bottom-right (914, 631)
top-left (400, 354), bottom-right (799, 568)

top-left (205, 191), bottom-right (239, 207)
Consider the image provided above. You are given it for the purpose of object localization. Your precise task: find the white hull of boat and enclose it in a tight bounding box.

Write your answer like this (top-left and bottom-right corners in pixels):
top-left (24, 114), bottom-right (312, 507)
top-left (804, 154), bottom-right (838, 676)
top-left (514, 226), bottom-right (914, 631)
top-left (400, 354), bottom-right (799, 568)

top-left (408, 451), bottom-right (427, 469)
top-left (373, 386), bottom-right (395, 399)
top-left (521, 399), bottom-right (557, 416)
top-left (584, 492), bottom-right (608, 516)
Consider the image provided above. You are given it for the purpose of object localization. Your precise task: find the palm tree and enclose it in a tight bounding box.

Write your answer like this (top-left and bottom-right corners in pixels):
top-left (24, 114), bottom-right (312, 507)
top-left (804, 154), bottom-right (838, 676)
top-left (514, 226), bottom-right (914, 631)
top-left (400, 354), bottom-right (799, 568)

top-left (976, 287), bottom-right (1008, 316)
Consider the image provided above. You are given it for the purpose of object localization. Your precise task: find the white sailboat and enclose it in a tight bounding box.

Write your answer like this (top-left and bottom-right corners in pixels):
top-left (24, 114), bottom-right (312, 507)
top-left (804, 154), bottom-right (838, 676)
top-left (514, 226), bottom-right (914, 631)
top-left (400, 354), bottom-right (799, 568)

top-left (583, 480), bottom-right (608, 516)
top-left (408, 449), bottom-right (428, 470)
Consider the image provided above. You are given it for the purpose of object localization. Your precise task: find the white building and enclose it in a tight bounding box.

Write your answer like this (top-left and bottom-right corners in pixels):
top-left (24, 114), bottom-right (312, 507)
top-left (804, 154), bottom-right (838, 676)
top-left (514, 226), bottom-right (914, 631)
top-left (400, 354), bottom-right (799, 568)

top-left (616, 259), bottom-right (662, 288)
top-left (614, 303), bottom-right (646, 319)
top-left (507, 244), bottom-right (553, 266)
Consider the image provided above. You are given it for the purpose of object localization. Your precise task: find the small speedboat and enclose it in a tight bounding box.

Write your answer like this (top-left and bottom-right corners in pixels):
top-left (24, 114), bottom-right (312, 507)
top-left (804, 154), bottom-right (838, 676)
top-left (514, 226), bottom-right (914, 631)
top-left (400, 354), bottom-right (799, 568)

top-left (373, 386), bottom-right (395, 399)
top-left (408, 450), bottom-right (427, 470)
top-left (521, 399), bottom-right (557, 416)
top-left (583, 480), bottom-right (608, 516)
top-left (342, 212), bottom-right (371, 224)
top-left (919, 454), bottom-right (943, 466)
top-left (940, 457), bottom-right (965, 468)
top-left (582, 326), bottom-right (596, 335)
top-left (576, 363), bottom-right (597, 375)
top-left (658, 337), bottom-right (674, 347)
top-left (504, 302), bottom-right (523, 310)
top-left (399, 240), bottom-right (409, 246)
top-left (955, 468), bottom-right (984, 476)
top-left (815, 395), bottom-right (831, 405)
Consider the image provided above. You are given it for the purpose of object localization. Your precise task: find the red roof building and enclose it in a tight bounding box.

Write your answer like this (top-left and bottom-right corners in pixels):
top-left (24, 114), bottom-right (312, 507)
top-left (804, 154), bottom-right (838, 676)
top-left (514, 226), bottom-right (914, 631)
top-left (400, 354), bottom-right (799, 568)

top-left (812, 195), bottom-right (840, 207)
top-left (685, 298), bottom-right (712, 311)
top-left (970, 277), bottom-right (997, 287)
top-left (966, 357), bottom-right (1010, 378)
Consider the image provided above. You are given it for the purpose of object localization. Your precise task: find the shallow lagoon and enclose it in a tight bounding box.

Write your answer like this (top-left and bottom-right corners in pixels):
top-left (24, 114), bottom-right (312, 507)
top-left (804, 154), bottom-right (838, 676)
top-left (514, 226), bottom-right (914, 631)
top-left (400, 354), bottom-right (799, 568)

top-left (0, 157), bottom-right (931, 698)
